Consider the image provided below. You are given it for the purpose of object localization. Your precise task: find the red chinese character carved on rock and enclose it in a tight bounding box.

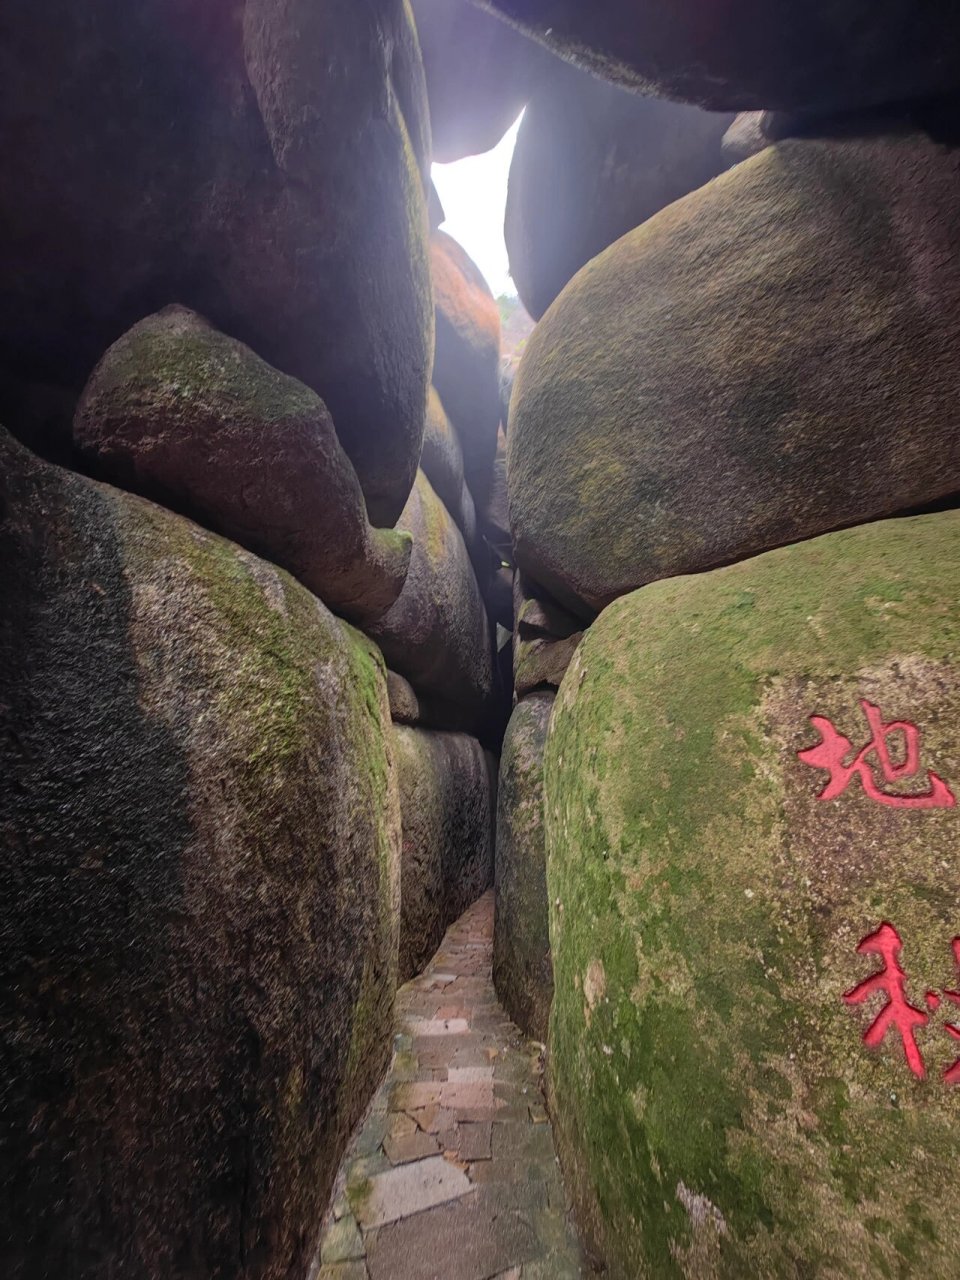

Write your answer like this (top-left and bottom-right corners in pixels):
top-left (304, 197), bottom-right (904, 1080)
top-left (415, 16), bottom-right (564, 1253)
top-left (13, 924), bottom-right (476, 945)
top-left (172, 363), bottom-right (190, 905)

top-left (942, 939), bottom-right (960, 1085)
top-left (844, 923), bottom-right (929, 1077)
top-left (799, 700), bottom-right (956, 809)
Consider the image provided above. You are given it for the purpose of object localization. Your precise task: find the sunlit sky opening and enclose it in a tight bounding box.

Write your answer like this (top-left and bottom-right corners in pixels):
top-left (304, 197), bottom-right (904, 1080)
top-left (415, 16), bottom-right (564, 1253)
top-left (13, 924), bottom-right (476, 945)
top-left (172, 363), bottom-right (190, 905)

top-left (431, 112), bottom-right (523, 299)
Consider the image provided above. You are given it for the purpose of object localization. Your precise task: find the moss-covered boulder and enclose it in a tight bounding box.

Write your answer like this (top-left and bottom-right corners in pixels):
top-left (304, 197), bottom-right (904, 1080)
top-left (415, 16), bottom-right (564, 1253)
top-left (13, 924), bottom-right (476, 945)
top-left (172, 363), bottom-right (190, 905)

top-left (494, 693), bottom-right (555, 1041)
top-left (506, 65), bottom-right (732, 319)
top-left (393, 726), bottom-right (495, 982)
top-left (476, 0), bottom-right (960, 113)
top-left (545, 512), bottom-right (960, 1279)
top-left (509, 133), bottom-right (960, 616)
top-left (0, 428), bottom-right (401, 1279)
top-left (431, 230), bottom-right (502, 509)
top-left (74, 306), bottom-right (411, 624)
top-left (0, 0), bottom-right (432, 525)
top-left (368, 470), bottom-right (494, 722)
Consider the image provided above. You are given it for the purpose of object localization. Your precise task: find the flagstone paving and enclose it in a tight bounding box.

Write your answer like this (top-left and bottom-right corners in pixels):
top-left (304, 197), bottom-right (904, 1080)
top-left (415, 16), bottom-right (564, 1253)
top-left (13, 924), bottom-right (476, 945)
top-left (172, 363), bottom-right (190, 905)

top-left (312, 891), bottom-right (588, 1280)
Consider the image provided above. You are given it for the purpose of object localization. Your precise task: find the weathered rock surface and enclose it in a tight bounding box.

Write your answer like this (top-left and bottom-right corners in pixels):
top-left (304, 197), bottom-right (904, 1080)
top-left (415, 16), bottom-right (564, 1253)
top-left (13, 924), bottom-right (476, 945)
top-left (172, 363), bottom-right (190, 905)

top-left (476, 0), bottom-right (960, 113)
top-left (368, 471), bottom-right (494, 721)
top-left (0, 0), bottom-right (432, 525)
top-left (74, 306), bottom-right (411, 624)
top-left (411, 0), bottom-right (556, 162)
top-left (386, 670), bottom-right (480, 737)
top-left (494, 693), bottom-right (555, 1041)
top-left (545, 512), bottom-right (960, 1278)
top-left (420, 386), bottom-right (482, 568)
top-left (0, 428), bottom-right (401, 1279)
top-left (431, 231), bottom-right (503, 509)
top-left (509, 132), bottom-right (960, 616)
top-left (483, 425), bottom-right (512, 565)
top-left (506, 67), bottom-right (732, 318)
top-left (393, 727), bottom-right (495, 982)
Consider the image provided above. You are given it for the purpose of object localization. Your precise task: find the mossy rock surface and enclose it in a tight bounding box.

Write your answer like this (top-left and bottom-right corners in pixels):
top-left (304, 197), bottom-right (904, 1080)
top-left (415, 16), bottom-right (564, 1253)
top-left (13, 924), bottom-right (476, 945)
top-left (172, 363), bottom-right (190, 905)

top-left (476, 0), bottom-right (960, 112)
top-left (392, 726), bottom-right (495, 982)
top-left (368, 470), bottom-right (494, 724)
top-left (506, 64), bottom-right (731, 319)
top-left (0, 0), bottom-right (432, 524)
top-left (0, 429), bottom-right (401, 1279)
top-left (494, 692), bottom-right (555, 1041)
top-left (544, 512), bottom-right (960, 1279)
top-left (508, 132), bottom-right (960, 616)
top-left (75, 306), bottom-right (411, 624)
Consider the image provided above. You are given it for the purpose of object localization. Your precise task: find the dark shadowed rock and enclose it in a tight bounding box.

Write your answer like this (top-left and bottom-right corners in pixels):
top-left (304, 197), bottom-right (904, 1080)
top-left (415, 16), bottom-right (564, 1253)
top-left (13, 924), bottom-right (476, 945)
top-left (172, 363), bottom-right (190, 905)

top-left (494, 693), bottom-right (554, 1041)
top-left (368, 471), bottom-right (494, 721)
top-left (512, 573), bottom-right (584, 696)
top-left (431, 231), bottom-right (502, 509)
top-left (411, 0), bottom-right (557, 162)
top-left (506, 66), bottom-right (732, 318)
top-left (476, 0), bottom-right (960, 113)
top-left (74, 306), bottom-right (411, 624)
top-left (393, 726), bottom-right (495, 981)
top-left (0, 428), bottom-right (401, 1280)
top-left (483, 425), bottom-right (511, 564)
top-left (509, 132), bottom-right (960, 615)
top-left (386, 670), bottom-right (482, 737)
top-left (546, 512), bottom-right (960, 1278)
top-left (0, 0), bottom-right (432, 525)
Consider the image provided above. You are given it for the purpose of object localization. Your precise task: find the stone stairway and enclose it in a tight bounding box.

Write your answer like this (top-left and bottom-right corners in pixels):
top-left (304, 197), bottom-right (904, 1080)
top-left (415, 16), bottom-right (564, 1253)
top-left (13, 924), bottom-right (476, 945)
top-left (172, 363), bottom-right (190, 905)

top-left (313, 892), bottom-right (586, 1280)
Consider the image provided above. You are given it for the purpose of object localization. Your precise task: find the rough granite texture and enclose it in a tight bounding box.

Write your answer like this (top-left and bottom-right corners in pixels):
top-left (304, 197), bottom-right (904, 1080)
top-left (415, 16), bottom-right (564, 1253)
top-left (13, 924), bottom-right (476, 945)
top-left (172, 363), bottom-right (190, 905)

top-left (392, 727), bottom-right (495, 982)
top-left (0, 0), bottom-right (433, 525)
top-left (420, 386), bottom-right (483, 574)
top-left (544, 512), bottom-right (960, 1279)
top-left (494, 693), bottom-right (555, 1042)
top-left (506, 64), bottom-right (732, 319)
top-left (368, 471), bottom-right (494, 724)
top-left (0, 428), bottom-right (402, 1280)
top-left (475, 0), bottom-right (960, 113)
top-left (509, 132), bottom-right (960, 616)
top-left (431, 231), bottom-right (503, 511)
top-left (74, 306), bottom-right (411, 624)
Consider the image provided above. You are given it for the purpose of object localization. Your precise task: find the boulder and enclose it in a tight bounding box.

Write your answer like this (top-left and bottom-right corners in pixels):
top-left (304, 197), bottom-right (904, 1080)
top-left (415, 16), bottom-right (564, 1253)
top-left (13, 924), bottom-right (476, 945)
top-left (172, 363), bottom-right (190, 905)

top-left (483, 425), bottom-right (512, 563)
top-left (386, 670), bottom-right (481, 737)
top-left (506, 66), bottom-right (733, 319)
top-left (420, 386), bottom-right (481, 565)
top-left (368, 471), bottom-right (494, 721)
top-left (0, 0), bottom-right (432, 525)
top-left (545, 512), bottom-right (960, 1278)
top-left (74, 306), bottom-right (411, 625)
top-left (476, 0), bottom-right (960, 114)
top-left (431, 230), bottom-right (502, 509)
top-left (508, 132), bottom-right (960, 616)
top-left (0, 428), bottom-right (401, 1279)
top-left (411, 0), bottom-right (557, 161)
top-left (513, 573), bottom-right (584, 697)
top-left (393, 726), bottom-right (495, 982)
top-left (494, 693), bottom-right (555, 1041)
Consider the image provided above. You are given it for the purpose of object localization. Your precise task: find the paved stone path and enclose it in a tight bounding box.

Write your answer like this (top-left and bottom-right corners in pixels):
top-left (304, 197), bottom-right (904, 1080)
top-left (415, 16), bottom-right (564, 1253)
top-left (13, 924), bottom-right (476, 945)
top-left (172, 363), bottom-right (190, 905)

top-left (313, 891), bottom-right (587, 1280)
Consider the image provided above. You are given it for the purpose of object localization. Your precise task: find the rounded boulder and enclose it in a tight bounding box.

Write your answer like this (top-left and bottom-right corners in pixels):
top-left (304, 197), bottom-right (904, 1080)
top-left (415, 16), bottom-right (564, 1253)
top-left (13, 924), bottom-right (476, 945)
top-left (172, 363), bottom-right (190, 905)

top-left (509, 132), bottom-right (960, 616)
top-left (545, 511), bottom-right (960, 1278)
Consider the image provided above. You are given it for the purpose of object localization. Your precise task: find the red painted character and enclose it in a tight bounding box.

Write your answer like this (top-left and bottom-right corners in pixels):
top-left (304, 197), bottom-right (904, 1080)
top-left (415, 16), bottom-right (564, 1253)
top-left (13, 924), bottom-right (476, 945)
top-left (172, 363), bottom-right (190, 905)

top-left (941, 939), bottom-right (960, 1085)
top-left (799, 700), bottom-right (955, 809)
top-left (844, 923), bottom-right (929, 1077)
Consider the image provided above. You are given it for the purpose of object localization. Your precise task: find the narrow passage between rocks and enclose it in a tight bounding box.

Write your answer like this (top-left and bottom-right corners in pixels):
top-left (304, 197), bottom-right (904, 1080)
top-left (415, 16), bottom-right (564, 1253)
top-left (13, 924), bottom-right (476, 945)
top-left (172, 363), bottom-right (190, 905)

top-left (315, 892), bottom-right (586, 1280)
